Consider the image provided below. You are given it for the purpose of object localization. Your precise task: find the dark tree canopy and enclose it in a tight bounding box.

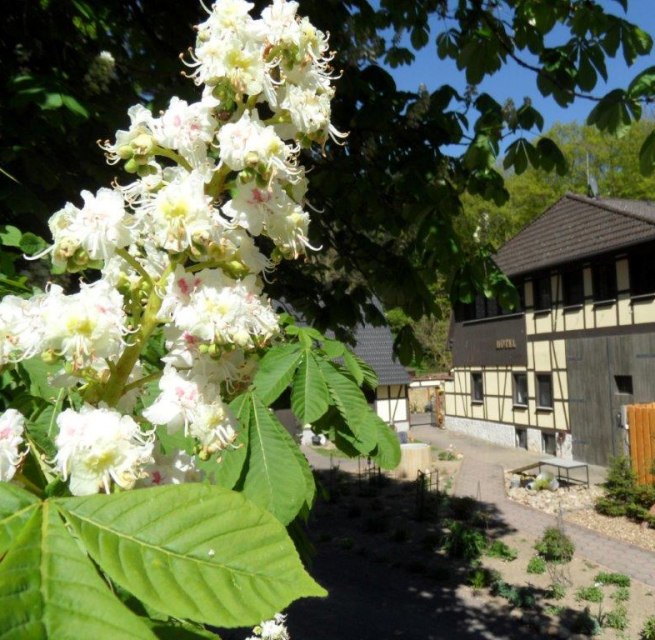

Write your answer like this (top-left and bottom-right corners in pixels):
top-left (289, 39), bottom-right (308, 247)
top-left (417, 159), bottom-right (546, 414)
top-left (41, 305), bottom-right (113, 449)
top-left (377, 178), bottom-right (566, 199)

top-left (2, 0), bottom-right (654, 361)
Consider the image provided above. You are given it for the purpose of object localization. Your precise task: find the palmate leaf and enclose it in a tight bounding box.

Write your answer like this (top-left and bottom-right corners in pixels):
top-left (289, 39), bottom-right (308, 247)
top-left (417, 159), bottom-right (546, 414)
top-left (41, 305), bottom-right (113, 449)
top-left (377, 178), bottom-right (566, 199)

top-left (0, 503), bottom-right (156, 640)
top-left (252, 343), bottom-right (302, 405)
top-left (0, 482), bottom-right (40, 556)
top-left (291, 351), bottom-right (329, 423)
top-left (317, 360), bottom-right (377, 455)
top-left (368, 414), bottom-right (402, 470)
top-left (56, 484), bottom-right (325, 629)
top-left (242, 393), bottom-right (309, 524)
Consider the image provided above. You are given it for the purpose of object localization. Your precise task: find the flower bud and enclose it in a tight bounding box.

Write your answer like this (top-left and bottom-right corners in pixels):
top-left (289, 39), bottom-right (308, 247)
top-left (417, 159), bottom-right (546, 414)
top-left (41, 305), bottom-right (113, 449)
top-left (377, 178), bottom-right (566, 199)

top-left (117, 145), bottom-right (133, 160)
top-left (124, 158), bottom-right (139, 174)
top-left (41, 349), bottom-right (59, 365)
top-left (132, 133), bottom-right (154, 156)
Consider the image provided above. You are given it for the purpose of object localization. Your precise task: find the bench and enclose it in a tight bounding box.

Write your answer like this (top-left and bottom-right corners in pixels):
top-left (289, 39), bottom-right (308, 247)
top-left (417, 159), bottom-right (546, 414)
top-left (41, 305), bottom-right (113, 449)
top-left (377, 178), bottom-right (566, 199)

top-left (538, 458), bottom-right (590, 488)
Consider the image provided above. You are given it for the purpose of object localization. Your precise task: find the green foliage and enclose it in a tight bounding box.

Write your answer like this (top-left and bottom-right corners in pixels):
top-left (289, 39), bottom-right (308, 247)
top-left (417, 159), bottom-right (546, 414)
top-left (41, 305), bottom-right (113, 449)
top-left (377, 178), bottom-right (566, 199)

top-left (611, 586), bottom-right (631, 603)
top-left (548, 582), bottom-right (567, 600)
top-left (467, 566), bottom-right (500, 590)
top-left (595, 572), bottom-right (631, 587)
top-left (571, 607), bottom-right (602, 636)
top-left (0, 484), bottom-right (324, 634)
top-left (595, 455), bottom-right (655, 525)
top-left (485, 540), bottom-right (518, 562)
top-left (642, 615), bottom-right (655, 640)
top-left (576, 585), bottom-right (604, 603)
top-left (534, 526), bottom-right (575, 563)
top-left (442, 521), bottom-right (486, 561)
top-left (490, 580), bottom-right (536, 609)
top-left (527, 555), bottom-right (547, 575)
top-left (604, 604), bottom-right (628, 631)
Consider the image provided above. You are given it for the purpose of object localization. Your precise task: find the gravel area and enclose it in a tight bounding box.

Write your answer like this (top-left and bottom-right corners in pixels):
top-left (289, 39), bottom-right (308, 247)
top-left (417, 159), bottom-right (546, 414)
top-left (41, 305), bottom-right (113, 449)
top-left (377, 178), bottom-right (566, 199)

top-left (506, 475), bottom-right (655, 553)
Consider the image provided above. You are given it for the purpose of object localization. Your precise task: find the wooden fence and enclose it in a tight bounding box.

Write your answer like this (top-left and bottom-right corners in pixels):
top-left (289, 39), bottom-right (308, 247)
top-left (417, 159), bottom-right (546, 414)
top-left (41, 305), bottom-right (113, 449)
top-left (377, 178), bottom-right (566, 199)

top-left (627, 403), bottom-right (655, 485)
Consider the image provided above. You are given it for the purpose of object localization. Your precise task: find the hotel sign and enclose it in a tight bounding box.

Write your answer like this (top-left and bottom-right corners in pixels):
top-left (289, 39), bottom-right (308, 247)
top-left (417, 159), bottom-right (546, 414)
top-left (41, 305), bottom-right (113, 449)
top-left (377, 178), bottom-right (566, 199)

top-left (495, 338), bottom-right (517, 350)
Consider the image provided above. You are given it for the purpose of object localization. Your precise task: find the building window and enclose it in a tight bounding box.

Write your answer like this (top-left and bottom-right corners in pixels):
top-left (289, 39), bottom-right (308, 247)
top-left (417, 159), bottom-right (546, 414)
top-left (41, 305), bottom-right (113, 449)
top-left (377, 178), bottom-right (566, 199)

top-left (629, 250), bottom-right (655, 297)
top-left (615, 375), bottom-right (633, 395)
top-left (533, 274), bottom-right (552, 311)
top-left (536, 374), bottom-right (553, 409)
top-left (542, 432), bottom-right (557, 456)
top-left (513, 373), bottom-right (528, 406)
top-left (562, 268), bottom-right (584, 307)
top-left (471, 372), bottom-right (484, 403)
top-left (592, 261), bottom-right (617, 302)
top-left (515, 428), bottom-right (527, 450)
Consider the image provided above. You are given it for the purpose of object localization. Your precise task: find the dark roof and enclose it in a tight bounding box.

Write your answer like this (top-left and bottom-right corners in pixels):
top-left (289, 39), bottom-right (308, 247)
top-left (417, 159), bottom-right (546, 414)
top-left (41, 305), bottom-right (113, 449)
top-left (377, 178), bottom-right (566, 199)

top-left (495, 193), bottom-right (655, 277)
top-left (352, 322), bottom-right (411, 386)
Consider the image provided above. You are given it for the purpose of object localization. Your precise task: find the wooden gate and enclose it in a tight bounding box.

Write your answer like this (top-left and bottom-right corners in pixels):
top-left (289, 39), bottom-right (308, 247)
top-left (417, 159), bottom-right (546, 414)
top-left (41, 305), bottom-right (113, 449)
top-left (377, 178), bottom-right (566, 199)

top-left (627, 404), bottom-right (655, 484)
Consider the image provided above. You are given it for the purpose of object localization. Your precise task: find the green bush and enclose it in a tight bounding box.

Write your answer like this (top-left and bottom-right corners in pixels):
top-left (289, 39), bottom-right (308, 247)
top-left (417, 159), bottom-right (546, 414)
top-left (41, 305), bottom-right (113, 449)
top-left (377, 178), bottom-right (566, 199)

top-left (634, 484), bottom-right (655, 508)
top-left (595, 572), bottom-right (631, 587)
top-left (575, 585), bottom-right (603, 603)
top-left (527, 555), bottom-right (546, 574)
top-left (534, 527), bottom-right (575, 563)
top-left (485, 540), bottom-right (518, 562)
top-left (595, 497), bottom-right (627, 517)
top-left (442, 521), bottom-right (486, 561)
top-left (604, 455), bottom-right (637, 502)
top-left (467, 567), bottom-right (500, 590)
top-left (642, 615), bottom-right (655, 640)
top-left (571, 607), bottom-right (601, 636)
top-left (611, 586), bottom-right (630, 602)
top-left (604, 604), bottom-right (628, 631)
top-left (548, 582), bottom-right (567, 600)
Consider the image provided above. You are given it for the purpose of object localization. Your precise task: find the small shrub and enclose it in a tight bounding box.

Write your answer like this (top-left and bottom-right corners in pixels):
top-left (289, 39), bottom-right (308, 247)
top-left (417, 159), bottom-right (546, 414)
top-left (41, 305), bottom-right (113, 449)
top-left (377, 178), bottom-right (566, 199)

top-left (485, 540), bottom-right (518, 562)
top-left (634, 484), bottom-right (655, 509)
top-left (642, 615), bottom-right (655, 640)
top-left (527, 555), bottom-right (547, 574)
top-left (468, 567), bottom-right (497, 590)
top-left (442, 521), bottom-right (486, 561)
top-left (570, 607), bottom-right (602, 636)
top-left (438, 449), bottom-right (457, 461)
top-left (535, 527), bottom-right (575, 563)
top-left (604, 604), bottom-right (628, 631)
top-left (595, 455), bottom-right (637, 517)
top-left (548, 582), bottom-right (567, 600)
top-left (595, 497), bottom-right (627, 517)
top-left (595, 572), bottom-right (630, 587)
top-left (576, 585), bottom-right (604, 603)
top-left (491, 580), bottom-right (535, 609)
top-left (611, 586), bottom-right (630, 602)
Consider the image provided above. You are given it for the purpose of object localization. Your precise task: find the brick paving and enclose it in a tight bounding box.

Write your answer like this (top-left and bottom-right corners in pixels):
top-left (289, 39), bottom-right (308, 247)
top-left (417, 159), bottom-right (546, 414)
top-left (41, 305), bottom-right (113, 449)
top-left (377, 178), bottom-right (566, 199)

top-left (412, 426), bottom-right (655, 588)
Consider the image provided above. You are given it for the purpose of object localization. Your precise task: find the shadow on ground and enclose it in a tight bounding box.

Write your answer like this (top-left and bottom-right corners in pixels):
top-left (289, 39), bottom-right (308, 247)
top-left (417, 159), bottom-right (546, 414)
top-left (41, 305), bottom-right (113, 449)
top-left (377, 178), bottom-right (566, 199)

top-left (220, 468), bottom-right (583, 640)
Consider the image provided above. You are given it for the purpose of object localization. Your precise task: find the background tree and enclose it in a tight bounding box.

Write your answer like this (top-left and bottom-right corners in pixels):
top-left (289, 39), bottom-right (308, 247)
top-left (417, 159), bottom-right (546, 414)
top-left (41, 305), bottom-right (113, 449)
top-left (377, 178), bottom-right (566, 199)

top-left (3, 0), bottom-right (655, 363)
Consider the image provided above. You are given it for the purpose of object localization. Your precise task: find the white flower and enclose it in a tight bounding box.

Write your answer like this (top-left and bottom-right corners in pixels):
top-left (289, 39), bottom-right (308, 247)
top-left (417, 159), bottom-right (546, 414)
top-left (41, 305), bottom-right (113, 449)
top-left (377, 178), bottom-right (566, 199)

top-left (49, 188), bottom-right (133, 266)
top-left (84, 50), bottom-right (117, 94)
top-left (140, 446), bottom-right (200, 486)
top-left (0, 409), bottom-right (27, 482)
top-left (54, 405), bottom-right (154, 495)
top-left (249, 613), bottom-right (290, 640)
top-left (217, 111), bottom-right (298, 180)
top-left (188, 400), bottom-right (238, 454)
top-left (152, 97), bottom-right (217, 167)
top-left (0, 295), bottom-right (45, 365)
top-left (137, 170), bottom-right (222, 253)
top-left (142, 366), bottom-right (204, 435)
top-left (100, 104), bottom-right (156, 165)
top-left (41, 279), bottom-right (128, 369)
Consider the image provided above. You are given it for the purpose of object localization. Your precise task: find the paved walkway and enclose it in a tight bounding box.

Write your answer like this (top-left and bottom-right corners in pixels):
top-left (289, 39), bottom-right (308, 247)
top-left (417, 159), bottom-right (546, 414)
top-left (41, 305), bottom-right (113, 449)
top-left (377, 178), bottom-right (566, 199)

top-left (303, 425), bottom-right (655, 588)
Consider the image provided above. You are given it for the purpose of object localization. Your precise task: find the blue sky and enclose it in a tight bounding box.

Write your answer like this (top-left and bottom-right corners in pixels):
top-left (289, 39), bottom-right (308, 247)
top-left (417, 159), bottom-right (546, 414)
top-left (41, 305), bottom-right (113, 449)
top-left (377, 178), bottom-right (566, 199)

top-left (385, 0), bottom-right (655, 135)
